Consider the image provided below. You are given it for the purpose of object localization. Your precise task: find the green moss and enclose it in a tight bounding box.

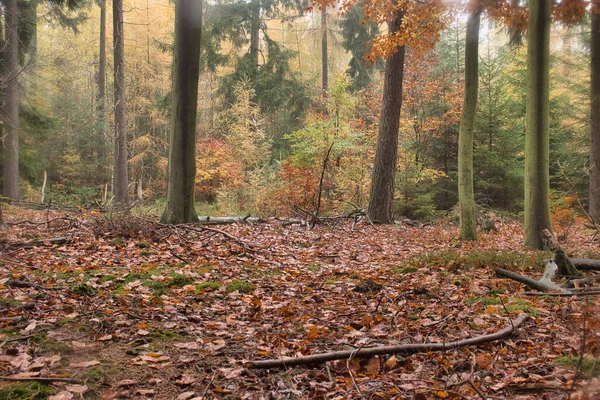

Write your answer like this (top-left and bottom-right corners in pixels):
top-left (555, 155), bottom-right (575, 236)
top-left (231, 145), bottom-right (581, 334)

top-left (407, 315), bottom-right (420, 321)
top-left (307, 263), bottom-right (323, 272)
top-left (168, 273), bottom-right (194, 287)
top-left (0, 382), bottom-right (57, 399)
top-left (324, 279), bottom-right (336, 285)
top-left (196, 281), bottom-right (220, 291)
top-left (39, 339), bottom-right (71, 354)
top-left (505, 299), bottom-right (539, 317)
top-left (226, 280), bottom-right (255, 294)
top-left (110, 237), bottom-right (126, 247)
top-left (0, 298), bottom-right (20, 308)
top-left (465, 296), bottom-right (502, 306)
top-left (135, 241), bottom-right (150, 248)
top-left (87, 365), bottom-right (124, 383)
top-left (73, 283), bottom-right (98, 296)
top-left (395, 266), bottom-right (418, 274)
top-left (555, 356), bottom-right (600, 376)
top-left (140, 250), bottom-right (158, 256)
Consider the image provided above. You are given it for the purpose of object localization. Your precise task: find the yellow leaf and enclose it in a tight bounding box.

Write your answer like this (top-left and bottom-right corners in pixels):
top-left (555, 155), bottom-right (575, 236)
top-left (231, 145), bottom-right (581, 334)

top-left (306, 324), bottom-right (319, 339)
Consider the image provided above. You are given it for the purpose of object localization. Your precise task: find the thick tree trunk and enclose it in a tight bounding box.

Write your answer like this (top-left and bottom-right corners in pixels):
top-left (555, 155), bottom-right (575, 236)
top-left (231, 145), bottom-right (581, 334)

top-left (161, 0), bottom-right (202, 224)
top-left (524, 0), bottom-right (552, 249)
top-left (3, 0), bottom-right (20, 200)
top-left (250, 0), bottom-right (260, 67)
top-left (113, 0), bottom-right (129, 205)
top-left (367, 14), bottom-right (405, 224)
top-left (321, 6), bottom-right (328, 94)
top-left (458, 2), bottom-right (481, 241)
top-left (97, 0), bottom-right (107, 167)
top-left (590, 7), bottom-right (600, 222)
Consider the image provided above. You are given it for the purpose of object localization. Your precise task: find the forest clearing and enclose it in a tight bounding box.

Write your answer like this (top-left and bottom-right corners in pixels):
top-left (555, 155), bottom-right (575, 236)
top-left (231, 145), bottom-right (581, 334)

top-left (0, 204), bottom-right (599, 399)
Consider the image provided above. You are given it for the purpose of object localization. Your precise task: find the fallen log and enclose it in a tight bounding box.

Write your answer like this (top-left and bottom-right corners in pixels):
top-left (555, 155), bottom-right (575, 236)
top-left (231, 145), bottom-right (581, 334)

top-left (196, 216), bottom-right (266, 225)
top-left (245, 314), bottom-right (528, 369)
top-left (570, 258), bottom-right (600, 272)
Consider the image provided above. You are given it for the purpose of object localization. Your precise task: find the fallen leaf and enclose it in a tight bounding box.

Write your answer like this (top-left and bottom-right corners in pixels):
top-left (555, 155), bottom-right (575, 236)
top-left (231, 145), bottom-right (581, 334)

top-left (65, 384), bottom-right (88, 394)
top-left (48, 391), bottom-right (74, 400)
top-left (70, 360), bottom-right (101, 368)
top-left (177, 391), bottom-right (197, 400)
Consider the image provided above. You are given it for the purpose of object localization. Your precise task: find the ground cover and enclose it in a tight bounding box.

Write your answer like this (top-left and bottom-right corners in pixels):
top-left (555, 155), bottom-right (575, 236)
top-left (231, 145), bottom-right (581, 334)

top-left (0, 205), bottom-right (598, 399)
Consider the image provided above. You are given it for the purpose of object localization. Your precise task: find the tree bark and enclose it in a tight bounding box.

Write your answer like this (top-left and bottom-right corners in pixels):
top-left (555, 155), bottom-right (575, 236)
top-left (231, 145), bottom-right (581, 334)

top-left (589, 6), bottom-right (600, 222)
top-left (3, 0), bottom-right (20, 200)
top-left (458, 1), bottom-right (481, 241)
top-left (97, 0), bottom-right (107, 168)
top-left (161, 0), bottom-right (202, 224)
top-left (250, 0), bottom-right (260, 67)
top-left (524, 0), bottom-right (552, 249)
top-left (113, 0), bottom-right (129, 205)
top-left (321, 6), bottom-right (328, 95)
top-left (367, 13), bottom-right (405, 224)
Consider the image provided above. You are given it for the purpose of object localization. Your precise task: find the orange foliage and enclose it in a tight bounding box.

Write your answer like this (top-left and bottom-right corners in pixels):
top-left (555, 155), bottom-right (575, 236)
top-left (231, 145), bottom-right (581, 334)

top-left (195, 138), bottom-right (243, 202)
top-left (274, 160), bottom-right (320, 212)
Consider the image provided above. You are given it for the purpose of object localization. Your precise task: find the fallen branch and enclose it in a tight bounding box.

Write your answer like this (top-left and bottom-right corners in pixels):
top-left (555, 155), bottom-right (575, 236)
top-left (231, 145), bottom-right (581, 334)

top-left (495, 262), bottom-right (569, 293)
top-left (0, 375), bottom-right (83, 384)
top-left (196, 216), bottom-right (266, 225)
top-left (245, 314), bottom-right (528, 369)
top-left (570, 258), bottom-right (600, 272)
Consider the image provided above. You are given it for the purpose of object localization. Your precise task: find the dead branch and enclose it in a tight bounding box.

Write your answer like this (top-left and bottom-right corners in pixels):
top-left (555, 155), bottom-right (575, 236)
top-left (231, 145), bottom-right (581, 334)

top-left (495, 261), bottom-right (570, 293)
top-left (196, 216), bottom-right (266, 225)
top-left (570, 258), bottom-right (600, 272)
top-left (0, 375), bottom-right (83, 384)
top-left (245, 314), bottom-right (528, 369)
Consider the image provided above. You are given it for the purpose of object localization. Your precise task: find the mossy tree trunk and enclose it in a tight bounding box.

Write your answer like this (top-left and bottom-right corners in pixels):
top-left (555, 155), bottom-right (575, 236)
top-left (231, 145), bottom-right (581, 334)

top-left (161, 0), bottom-right (202, 224)
top-left (589, 6), bottom-right (600, 223)
top-left (113, 0), bottom-right (129, 205)
top-left (458, 0), bottom-right (481, 241)
top-left (97, 0), bottom-right (107, 170)
top-left (367, 13), bottom-right (405, 224)
top-left (321, 5), bottom-right (328, 95)
top-left (3, 0), bottom-right (20, 200)
top-left (524, 0), bottom-right (553, 249)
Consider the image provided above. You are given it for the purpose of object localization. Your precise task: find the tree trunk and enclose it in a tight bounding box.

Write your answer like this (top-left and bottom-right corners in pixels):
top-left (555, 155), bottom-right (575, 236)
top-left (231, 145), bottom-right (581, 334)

top-left (458, 1), bottom-right (481, 241)
top-left (3, 0), bottom-right (20, 200)
top-left (367, 13), bottom-right (405, 224)
top-left (113, 0), bottom-right (129, 205)
top-left (97, 0), bottom-right (107, 167)
top-left (524, 0), bottom-right (552, 249)
top-left (250, 0), bottom-right (260, 67)
top-left (161, 0), bottom-right (202, 224)
top-left (321, 6), bottom-right (328, 95)
top-left (589, 6), bottom-right (600, 223)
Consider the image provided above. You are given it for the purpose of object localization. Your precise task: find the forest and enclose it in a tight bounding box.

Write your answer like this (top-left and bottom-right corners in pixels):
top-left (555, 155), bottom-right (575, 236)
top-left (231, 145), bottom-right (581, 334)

top-left (0, 0), bottom-right (599, 399)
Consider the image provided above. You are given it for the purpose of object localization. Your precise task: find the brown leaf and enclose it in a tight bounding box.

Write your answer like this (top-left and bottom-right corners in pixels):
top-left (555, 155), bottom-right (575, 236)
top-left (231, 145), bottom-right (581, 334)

top-left (177, 391), bottom-right (197, 400)
top-left (69, 360), bottom-right (101, 368)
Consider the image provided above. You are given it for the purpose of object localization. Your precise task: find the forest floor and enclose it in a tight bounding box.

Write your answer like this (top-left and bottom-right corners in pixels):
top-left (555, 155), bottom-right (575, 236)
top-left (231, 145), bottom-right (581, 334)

top-left (0, 205), bottom-right (599, 400)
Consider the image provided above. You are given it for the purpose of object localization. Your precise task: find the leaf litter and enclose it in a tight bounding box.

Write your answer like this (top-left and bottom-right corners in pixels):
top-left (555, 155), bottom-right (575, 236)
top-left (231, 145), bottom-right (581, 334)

top-left (0, 207), bottom-right (598, 399)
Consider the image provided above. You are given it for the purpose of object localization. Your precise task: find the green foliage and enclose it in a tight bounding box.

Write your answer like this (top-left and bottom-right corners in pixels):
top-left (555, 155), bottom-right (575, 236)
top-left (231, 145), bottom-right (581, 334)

top-left (168, 273), bottom-right (194, 287)
top-left (226, 280), bottom-right (255, 294)
top-left (408, 249), bottom-right (551, 271)
top-left (338, 1), bottom-right (383, 91)
top-left (465, 296), bottom-right (502, 306)
top-left (395, 266), bottom-right (418, 274)
top-left (0, 382), bottom-right (57, 400)
top-left (555, 356), bottom-right (600, 377)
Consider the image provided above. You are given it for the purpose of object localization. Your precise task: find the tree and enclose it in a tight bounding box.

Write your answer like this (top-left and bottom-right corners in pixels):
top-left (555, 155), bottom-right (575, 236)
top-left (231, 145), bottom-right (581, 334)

top-left (96, 0), bottom-right (106, 168)
top-left (363, 0), bottom-right (446, 223)
top-left (338, 1), bottom-right (381, 91)
top-left (458, 0), bottom-right (482, 241)
top-left (321, 5), bottom-right (328, 94)
top-left (590, 2), bottom-right (600, 222)
top-left (368, 12), bottom-right (405, 223)
top-left (113, 0), bottom-right (129, 204)
top-left (162, 0), bottom-right (202, 224)
top-left (524, 0), bottom-right (552, 249)
top-left (3, 0), bottom-right (20, 199)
